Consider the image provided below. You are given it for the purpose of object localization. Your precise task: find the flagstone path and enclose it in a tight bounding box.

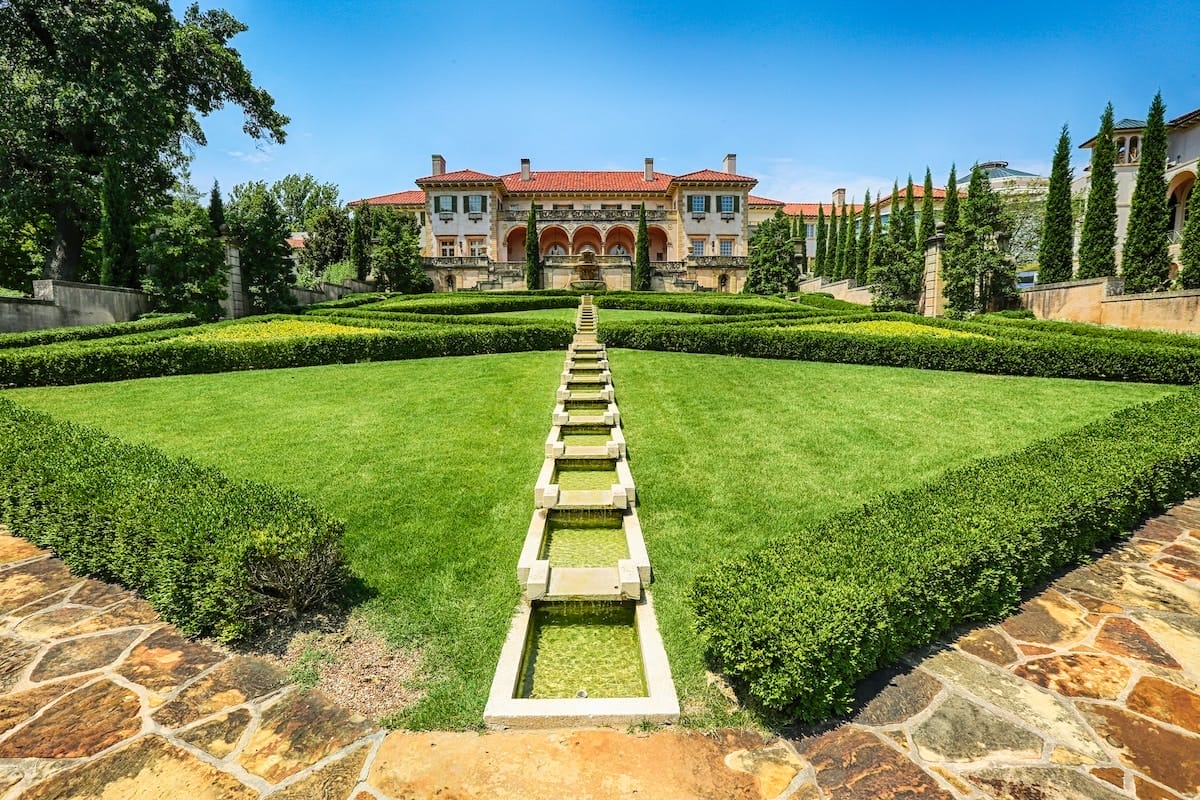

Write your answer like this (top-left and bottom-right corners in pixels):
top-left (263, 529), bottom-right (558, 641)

top-left (0, 499), bottom-right (1196, 799)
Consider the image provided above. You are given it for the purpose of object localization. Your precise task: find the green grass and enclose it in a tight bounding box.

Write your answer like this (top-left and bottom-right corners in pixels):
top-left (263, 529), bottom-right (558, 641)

top-left (477, 308), bottom-right (717, 323)
top-left (4, 350), bottom-right (1176, 729)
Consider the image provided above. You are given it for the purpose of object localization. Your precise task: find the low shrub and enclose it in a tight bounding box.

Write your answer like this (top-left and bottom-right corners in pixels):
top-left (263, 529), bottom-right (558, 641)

top-left (692, 387), bottom-right (1200, 721)
top-left (305, 292), bottom-right (394, 310)
top-left (368, 295), bottom-right (580, 315)
top-left (788, 293), bottom-right (869, 311)
top-left (978, 309), bottom-right (1036, 320)
top-left (596, 292), bottom-right (793, 315)
top-left (0, 313), bottom-right (199, 350)
top-left (972, 314), bottom-right (1200, 351)
top-left (0, 398), bottom-right (346, 641)
top-left (599, 318), bottom-right (1200, 384)
top-left (0, 317), bottom-right (573, 387)
top-left (305, 307), bottom-right (573, 328)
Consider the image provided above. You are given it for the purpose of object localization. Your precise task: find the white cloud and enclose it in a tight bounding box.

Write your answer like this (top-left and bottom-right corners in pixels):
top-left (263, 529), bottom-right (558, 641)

top-left (227, 147), bottom-right (275, 165)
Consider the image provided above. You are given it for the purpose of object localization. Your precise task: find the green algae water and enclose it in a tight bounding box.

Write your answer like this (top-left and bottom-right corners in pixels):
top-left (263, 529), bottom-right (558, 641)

top-left (555, 461), bottom-right (619, 492)
top-left (519, 603), bottom-right (646, 698)
top-left (542, 511), bottom-right (628, 567)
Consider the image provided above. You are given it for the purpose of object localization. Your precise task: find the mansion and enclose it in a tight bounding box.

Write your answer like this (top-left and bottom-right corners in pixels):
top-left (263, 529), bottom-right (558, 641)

top-left (352, 154), bottom-right (799, 293)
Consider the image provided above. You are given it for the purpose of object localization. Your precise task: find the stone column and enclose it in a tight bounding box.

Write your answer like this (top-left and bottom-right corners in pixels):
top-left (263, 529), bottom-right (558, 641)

top-left (921, 223), bottom-right (947, 317)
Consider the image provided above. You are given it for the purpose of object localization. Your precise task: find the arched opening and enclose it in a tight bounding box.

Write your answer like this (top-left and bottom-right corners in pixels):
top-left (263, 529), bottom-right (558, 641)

top-left (604, 225), bottom-right (635, 256)
top-left (540, 226), bottom-right (570, 257)
top-left (1115, 137), bottom-right (1126, 164)
top-left (572, 226), bottom-right (602, 255)
top-left (1128, 135), bottom-right (1140, 163)
top-left (504, 227), bottom-right (526, 261)
top-left (718, 274), bottom-right (730, 292)
top-left (1167, 172), bottom-right (1195, 239)
top-left (445, 274), bottom-right (456, 292)
top-left (648, 226), bottom-right (670, 262)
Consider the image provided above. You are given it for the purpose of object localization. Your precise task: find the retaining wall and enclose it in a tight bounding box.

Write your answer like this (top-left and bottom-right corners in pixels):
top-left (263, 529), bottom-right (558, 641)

top-left (796, 277), bottom-right (874, 306)
top-left (0, 281), bottom-right (150, 334)
top-left (1019, 277), bottom-right (1200, 334)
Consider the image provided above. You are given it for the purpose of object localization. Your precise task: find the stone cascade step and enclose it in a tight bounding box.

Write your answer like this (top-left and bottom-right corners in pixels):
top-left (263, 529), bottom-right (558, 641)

top-left (485, 297), bottom-right (679, 727)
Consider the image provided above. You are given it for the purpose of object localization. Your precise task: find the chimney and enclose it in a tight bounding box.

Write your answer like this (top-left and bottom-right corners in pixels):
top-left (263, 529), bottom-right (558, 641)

top-left (723, 153), bottom-right (737, 175)
top-left (644, 158), bottom-right (654, 181)
top-left (431, 154), bottom-right (445, 176)
top-left (521, 158), bottom-right (531, 182)
top-left (832, 187), bottom-right (846, 209)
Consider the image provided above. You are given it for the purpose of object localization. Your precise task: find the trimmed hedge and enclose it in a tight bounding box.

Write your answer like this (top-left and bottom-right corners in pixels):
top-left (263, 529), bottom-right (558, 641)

top-left (598, 318), bottom-right (1200, 383)
top-left (788, 292), bottom-right (869, 311)
top-left (0, 398), bottom-right (346, 641)
top-left (596, 292), bottom-right (792, 315)
top-left (0, 319), bottom-right (573, 387)
top-left (305, 307), bottom-right (575, 328)
top-left (305, 292), bottom-right (394, 310)
top-left (368, 295), bottom-right (580, 314)
top-left (972, 314), bottom-right (1200, 351)
top-left (0, 314), bottom-right (199, 350)
top-left (692, 387), bottom-right (1200, 720)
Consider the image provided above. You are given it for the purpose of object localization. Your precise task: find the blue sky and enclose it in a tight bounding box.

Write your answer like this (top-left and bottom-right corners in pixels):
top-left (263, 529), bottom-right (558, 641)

top-left (185, 0), bottom-right (1200, 207)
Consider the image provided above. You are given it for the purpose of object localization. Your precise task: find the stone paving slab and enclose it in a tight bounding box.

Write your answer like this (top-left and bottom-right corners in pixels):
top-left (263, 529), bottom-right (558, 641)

top-left (0, 497), bottom-right (1196, 798)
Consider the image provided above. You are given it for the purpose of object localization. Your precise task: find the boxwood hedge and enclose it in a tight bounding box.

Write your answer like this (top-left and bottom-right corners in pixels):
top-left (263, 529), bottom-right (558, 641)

top-left (0, 313), bottom-right (199, 350)
top-left (596, 292), bottom-right (793, 315)
top-left (599, 318), bottom-right (1200, 384)
top-left (367, 294), bottom-right (580, 314)
top-left (0, 398), bottom-right (346, 641)
top-left (692, 387), bottom-right (1200, 721)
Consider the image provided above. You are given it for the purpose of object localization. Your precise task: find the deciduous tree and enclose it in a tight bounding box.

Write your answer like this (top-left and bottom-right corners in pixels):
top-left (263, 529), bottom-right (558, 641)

top-left (349, 204), bottom-right (371, 281)
top-left (1037, 124), bottom-right (1075, 283)
top-left (1121, 92), bottom-right (1171, 292)
top-left (271, 174), bottom-right (339, 232)
top-left (301, 206), bottom-right (350, 275)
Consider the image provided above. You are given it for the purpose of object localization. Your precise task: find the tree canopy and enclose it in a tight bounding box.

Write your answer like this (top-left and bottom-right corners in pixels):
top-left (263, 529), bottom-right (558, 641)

top-left (227, 181), bottom-right (293, 313)
top-left (942, 165), bottom-right (1016, 315)
top-left (744, 209), bottom-right (796, 295)
top-left (371, 206), bottom-right (429, 293)
top-left (0, 1), bottom-right (288, 282)
top-left (140, 189), bottom-right (226, 320)
top-left (271, 173), bottom-right (339, 232)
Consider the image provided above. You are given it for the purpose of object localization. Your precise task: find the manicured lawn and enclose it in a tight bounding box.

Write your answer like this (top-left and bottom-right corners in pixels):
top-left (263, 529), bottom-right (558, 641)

top-left (477, 308), bottom-right (716, 322)
top-left (6, 350), bottom-right (1175, 728)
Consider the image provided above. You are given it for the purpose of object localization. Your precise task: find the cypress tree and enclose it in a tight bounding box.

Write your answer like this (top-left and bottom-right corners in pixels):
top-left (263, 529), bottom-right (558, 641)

top-left (942, 164), bottom-right (1015, 314)
top-left (1037, 124), bottom-right (1075, 283)
top-left (856, 190), bottom-right (871, 284)
top-left (1180, 179), bottom-right (1200, 289)
top-left (208, 179), bottom-right (225, 234)
top-left (844, 199), bottom-right (858, 282)
top-left (99, 159), bottom-right (139, 288)
top-left (918, 168), bottom-right (936, 248)
top-left (827, 204), bottom-right (841, 279)
top-left (1077, 103), bottom-right (1119, 279)
top-left (898, 176), bottom-right (917, 260)
top-left (795, 210), bottom-right (808, 274)
top-left (744, 209), bottom-right (797, 294)
top-left (868, 200), bottom-right (883, 279)
top-left (814, 204), bottom-right (827, 276)
top-left (943, 165), bottom-right (960, 233)
top-left (524, 201), bottom-right (540, 289)
top-left (1121, 92), bottom-right (1171, 292)
top-left (349, 203), bottom-right (371, 281)
top-left (841, 203), bottom-right (852, 279)
top-left (634, 202), bottom-right (651, 290)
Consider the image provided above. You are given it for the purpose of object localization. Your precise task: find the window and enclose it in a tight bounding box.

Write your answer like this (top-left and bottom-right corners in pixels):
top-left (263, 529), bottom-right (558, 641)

top-left (719, 195), bottom-right (735, 213)
top-left (467, 195), bottom-right (487, 214)
top-left (601, 203), bottom-right (621, 210)
top-left (1128, 135), bottom-right (1140, 163)
top-left (719, 239), bottom-right (734, 257)
top-left (656, 205), bottom-right (664, 211)
top-left (438, 238), bottom-right (456, 257)
top-left (582, 204), bottom-right (592, 210)
top-left (552, 203), bottom-right (574, 210)
top-left (806, 224), bottom-right (815, 237)
top-left (1116, 137), bottom-right (1126, 164)
top-left (436, 195), bottom-right (456, 213)
top-left (467, 237), bottom-right (486, 257)
top-left (689, 195), bottom-right (707, 214)
top-left (690, 238), bottom-right (706, 258)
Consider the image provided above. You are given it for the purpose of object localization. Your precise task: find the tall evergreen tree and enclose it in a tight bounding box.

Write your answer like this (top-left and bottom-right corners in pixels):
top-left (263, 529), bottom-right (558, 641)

top-left (524, 201), bottom-right (540, 289)
top-left (744, 209), bottom-right (796, 294)
top-left (868, 201), bottom-right (883, 279)
top-left (897, 176), bottom-right (917, 261)
top-left (1121, 92), bottom-right (1171, 292)
top-left (208, 180), bottom-right (225, 234)
top-left (349, 204), bottom-right (371, 281)
top-left (99, 160), bottom-right (139, 288)
top-left (814, 204), bottom-right (827, 276)
top-left (796, 209), bottom-right (808, 274)
top-left (838, 202), bottom-right (851, 279)
top-left (1037, 124), bottom-right (1075, 283)
top-left (942, 165), bottom-right (960, 233)
top-left (918, 168), bottom-right (936, 248)
top-left (1077, 103), bottom-right (1119, 279)
top-left (228, 181), bottom-right (294, 313)
top-left (634, 202), bottom-right (651, 290)
top-left (870, 180), bottom-right (922, 312)
top-left (371, 206), bottom-right (430, 293)
top-left (140, 193), bottom-right (226, 320)
top-left (856, 190), bottom-right (871, 284)
top-left (827, 204), bottom-right (841, 279)
top-left (1178, 180), bottom-right (1200, 289)
top-left (844, 199), bottom-right (858, 282)
top-left (300, 206), bottom-right (350, 274)
top-left (942, 164), bottom-right (1016, 314)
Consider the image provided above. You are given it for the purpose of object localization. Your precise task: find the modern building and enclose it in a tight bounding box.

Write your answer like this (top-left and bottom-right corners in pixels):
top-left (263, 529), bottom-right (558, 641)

top-left (353, 154), bottom-right (763, 292)
top-left (1074, 106), bottom-right (1199, 272)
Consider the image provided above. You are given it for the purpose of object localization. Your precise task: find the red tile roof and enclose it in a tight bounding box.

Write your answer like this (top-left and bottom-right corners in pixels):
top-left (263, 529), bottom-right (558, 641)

top-left (748, 194), bottom-right (785, 206)
top-left (416, 169), bottom-right (503, 185)
top-left (672, 169), bottom-right (758, 184)
top-left (499, 171), bottom-right (676, 194)
top-left (782, 203), bottom-right (863, 218)
top-left (285, 235), bottom-right (306, 249)
top-left (349, 190), bottom-right (426, 207)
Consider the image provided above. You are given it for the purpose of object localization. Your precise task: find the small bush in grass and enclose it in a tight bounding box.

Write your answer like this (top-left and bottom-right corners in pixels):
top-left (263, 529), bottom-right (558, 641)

top-left (0, 398), bottom-right (346, 640)
top-left (692, 387), bottom-right (1200, 720)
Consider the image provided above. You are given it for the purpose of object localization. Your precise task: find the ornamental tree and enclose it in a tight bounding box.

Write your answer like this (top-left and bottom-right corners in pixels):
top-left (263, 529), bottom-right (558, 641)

top-left (1179, 178), bottom-right (1200, 289)
top-left (208, 179), bottom-right (225, 234)
top-left (0, 1), bottom-right (288, 282)
top-left (1121, 92), bottom-right (1171, 292)
top-left (942, 165), bottom-right (960, 233)
top-left (227, 181), bottom-right (294, 313)
top-left (918, 168), bottom-right (936, 251)
top-left (827, 205), bottom-right (841, 279)
top-left (795, 209), bottom-right (808, 274)
top-left (744, 209), bottom-right (796, 295)
top-left (843, 201), bottom-right (857, 282)
top-left (942, 164), bottom-right (1016, 315)
top-left (814, 204), bottom-right (827, 276)
top-left (634, 202), bottom-right (651, 290)
top-left (99, 160), bottom-right (140, 288)
top-left (371, 206), bottom-right (430, 294)
top-left (856, 189), bottom-right (872, 285)
top-left (1077, 103), bottom-right (1118, 279)
top-left (524, 201), bottom-right (540, 289)
top-left (870, 182), bottom-right (922, 312)
top-left (1037, 124), bottom-right (1075, 283)
top-left (140, 192), bottom-right (226, 320)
